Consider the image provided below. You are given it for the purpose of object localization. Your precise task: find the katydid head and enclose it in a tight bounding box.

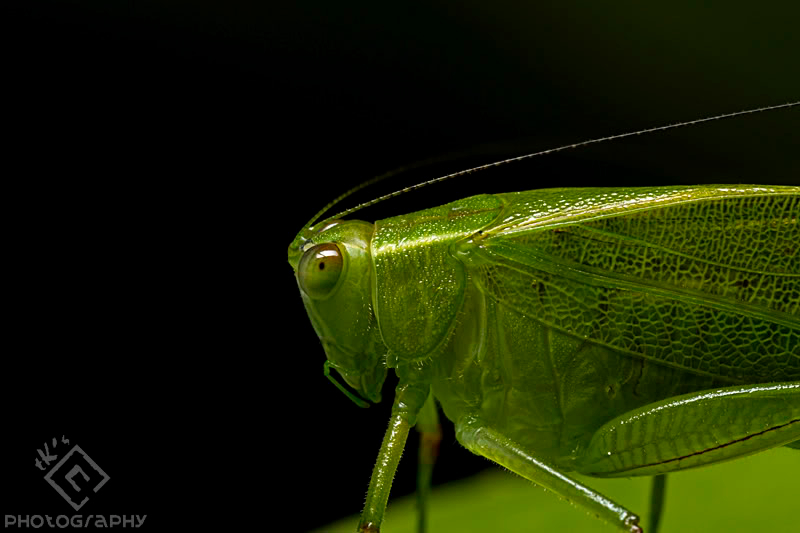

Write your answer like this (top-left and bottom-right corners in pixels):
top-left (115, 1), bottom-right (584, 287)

top-left (289, 219), bottom-right (387, 406)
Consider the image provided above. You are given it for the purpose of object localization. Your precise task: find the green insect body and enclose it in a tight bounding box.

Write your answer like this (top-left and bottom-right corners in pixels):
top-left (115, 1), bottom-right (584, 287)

top-left (289, 185), bottom-right (800, 532)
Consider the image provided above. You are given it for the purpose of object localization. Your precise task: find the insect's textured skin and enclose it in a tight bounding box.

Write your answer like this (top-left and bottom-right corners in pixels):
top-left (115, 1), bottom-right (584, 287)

top-left (432, 186), bottom-right (798, 467)
top-left (371, 194), bottom-right (503, 361)
top-left (478, 188), bottom-right (799, 380)
top-left (289, 185), bottom-right (799, 532)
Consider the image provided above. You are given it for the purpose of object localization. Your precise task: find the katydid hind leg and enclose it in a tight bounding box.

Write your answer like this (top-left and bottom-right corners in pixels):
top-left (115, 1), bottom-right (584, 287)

top-left (577, 382), bottom-right (800, 478)
top-left (648, 475), bottom-right (667, 533)
top-left (455, 415), bottom-right (644, 533)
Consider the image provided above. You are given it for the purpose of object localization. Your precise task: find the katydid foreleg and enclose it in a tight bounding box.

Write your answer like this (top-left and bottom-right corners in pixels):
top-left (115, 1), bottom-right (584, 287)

top-left (358, 380), bottom-right (431, 533)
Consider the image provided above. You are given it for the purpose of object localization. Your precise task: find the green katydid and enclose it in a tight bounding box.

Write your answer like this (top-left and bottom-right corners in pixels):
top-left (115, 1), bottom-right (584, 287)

top-left (288, 102), bottom-right (799, 533)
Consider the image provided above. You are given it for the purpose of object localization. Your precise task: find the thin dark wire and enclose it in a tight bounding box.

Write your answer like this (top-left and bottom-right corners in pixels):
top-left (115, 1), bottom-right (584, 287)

top-left (304, 101), bottom-right (799, 229)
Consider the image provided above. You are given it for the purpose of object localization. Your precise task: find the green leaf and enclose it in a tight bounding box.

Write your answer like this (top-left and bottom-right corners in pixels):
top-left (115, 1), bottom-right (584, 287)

top-left (314, 447), bottom-right (798, 532)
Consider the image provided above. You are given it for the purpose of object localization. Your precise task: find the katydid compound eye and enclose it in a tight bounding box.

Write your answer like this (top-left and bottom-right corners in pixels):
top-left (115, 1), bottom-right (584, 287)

top-left (298, 243), bottom-right (344, 299)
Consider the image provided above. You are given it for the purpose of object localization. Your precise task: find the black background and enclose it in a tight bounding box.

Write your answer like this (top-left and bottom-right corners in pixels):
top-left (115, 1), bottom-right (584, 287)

top-left (2, 1), bottom-right (798, 531)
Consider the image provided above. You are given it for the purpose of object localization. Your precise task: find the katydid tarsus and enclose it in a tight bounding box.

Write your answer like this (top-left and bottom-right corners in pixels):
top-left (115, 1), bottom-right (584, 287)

top-left (288, 102), bottom-right (800, 533)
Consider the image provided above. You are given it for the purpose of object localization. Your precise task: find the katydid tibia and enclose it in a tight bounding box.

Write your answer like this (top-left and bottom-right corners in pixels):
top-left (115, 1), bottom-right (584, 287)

top-left (288, 103), bottom-right (800, 533)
